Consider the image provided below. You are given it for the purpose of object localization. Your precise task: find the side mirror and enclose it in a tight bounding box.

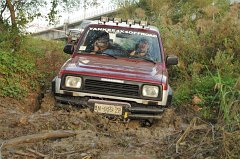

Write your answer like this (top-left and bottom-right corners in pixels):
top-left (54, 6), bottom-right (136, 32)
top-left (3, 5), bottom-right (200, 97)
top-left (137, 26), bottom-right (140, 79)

top-left (166, 55), bottom-right (178, 66)
top-left (63, 44), bottom-right (74, 54)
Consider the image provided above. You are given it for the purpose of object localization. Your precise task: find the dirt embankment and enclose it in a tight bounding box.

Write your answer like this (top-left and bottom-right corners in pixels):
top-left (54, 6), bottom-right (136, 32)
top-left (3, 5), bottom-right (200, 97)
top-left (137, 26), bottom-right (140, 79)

top-left (1, 91), bottom-right (236, 159)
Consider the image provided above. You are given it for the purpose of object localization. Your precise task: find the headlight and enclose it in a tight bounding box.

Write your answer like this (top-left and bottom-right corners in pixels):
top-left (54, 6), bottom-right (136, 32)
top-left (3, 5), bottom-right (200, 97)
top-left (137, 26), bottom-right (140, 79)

top-left (65, 76), bottom-right (82, 88)
top-left (142, 85), bottom-right (159, 98)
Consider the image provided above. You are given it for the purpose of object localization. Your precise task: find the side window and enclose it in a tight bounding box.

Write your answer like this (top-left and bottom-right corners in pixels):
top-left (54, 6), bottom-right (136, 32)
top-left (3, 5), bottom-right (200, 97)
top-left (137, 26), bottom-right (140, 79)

top-left (83, 30), bottom-right (97, 52)
top-left (78, 30), bottom-right (90, 52)
top-left (151, 37), bottom-right (161, 62)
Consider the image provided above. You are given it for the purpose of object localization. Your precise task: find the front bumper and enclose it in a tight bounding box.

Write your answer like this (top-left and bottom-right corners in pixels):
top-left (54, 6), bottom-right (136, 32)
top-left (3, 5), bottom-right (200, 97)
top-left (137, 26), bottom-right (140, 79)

top-left (55, 95), bottom-right (165, 119)
top-left (53, 76), bottom-right (170, 106)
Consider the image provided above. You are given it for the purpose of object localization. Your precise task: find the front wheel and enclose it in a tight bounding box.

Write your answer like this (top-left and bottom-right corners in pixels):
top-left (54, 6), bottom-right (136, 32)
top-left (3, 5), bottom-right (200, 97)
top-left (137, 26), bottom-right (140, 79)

top-left (166, 86), bottom-right (173, 107)
top-left (166, 95), bottom-right (172, 107)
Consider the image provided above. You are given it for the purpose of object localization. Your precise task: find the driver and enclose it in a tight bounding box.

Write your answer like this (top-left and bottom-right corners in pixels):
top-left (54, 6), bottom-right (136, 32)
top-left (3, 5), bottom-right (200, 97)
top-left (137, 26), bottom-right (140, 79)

top-left (91, 32), bottom-right (110, 53)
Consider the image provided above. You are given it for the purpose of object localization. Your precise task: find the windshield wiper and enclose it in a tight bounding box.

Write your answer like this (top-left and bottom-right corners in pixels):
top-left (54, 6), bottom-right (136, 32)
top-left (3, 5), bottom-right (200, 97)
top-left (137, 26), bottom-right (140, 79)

top-left (96, 51), bottom-right (117, 59)
top-left (129, 56), bottom-right (156, 64)
top-left (142, 57), bottom-right (156, 64)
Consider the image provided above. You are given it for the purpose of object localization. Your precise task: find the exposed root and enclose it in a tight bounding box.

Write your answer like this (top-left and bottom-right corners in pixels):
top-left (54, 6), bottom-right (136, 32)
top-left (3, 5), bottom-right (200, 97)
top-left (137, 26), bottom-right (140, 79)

top-left (2, 130), bottom-right (78, 149)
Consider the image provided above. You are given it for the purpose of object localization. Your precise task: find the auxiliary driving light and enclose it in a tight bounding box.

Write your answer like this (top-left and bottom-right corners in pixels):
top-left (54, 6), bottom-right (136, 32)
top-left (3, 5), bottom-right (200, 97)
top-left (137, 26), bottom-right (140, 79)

top-left (140, 21), bottom-right (148, 27)
top-left (127, 19), bottom-right (135, 25)
top-left (100, 17), bottom-right (109, 22)
top-left (114, 18), bottom-right (122, 23)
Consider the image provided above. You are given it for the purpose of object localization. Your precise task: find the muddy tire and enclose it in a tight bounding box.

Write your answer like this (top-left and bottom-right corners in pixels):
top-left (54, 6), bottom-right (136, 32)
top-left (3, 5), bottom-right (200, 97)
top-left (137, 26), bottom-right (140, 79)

top-left (166, 86), bottom-right (173, 107)
top-left (54, 100), bottom-right (73, 110)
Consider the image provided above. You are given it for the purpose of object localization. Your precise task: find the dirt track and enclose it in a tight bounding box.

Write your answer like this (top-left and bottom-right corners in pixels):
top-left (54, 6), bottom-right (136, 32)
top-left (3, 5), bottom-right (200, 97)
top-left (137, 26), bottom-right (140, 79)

top-left (0, 92), bottom-right (228, 159)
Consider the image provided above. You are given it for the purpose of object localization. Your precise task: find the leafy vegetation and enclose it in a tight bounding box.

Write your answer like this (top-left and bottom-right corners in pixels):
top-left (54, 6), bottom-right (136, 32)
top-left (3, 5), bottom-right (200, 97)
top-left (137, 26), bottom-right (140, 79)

top-left (1, 0), bottom-right (99, 50)
top-left (0, 0), bottom-right (99, 27)
top-left (0, 36), bottom-right (67, 99)
top-left (116, 0), bottom-right (240, 130)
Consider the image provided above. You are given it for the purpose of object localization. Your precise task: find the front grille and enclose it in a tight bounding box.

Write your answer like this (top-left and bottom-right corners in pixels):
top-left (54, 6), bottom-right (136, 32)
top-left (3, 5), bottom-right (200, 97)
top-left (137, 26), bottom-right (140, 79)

top-left (84, 79), bottom-right (140, 97)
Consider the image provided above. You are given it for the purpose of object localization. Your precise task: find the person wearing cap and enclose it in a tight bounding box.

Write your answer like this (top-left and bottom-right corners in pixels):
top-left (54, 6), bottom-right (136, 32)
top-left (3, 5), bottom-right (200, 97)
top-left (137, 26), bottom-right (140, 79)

top-left (130, 38), bottom-right (150, 57)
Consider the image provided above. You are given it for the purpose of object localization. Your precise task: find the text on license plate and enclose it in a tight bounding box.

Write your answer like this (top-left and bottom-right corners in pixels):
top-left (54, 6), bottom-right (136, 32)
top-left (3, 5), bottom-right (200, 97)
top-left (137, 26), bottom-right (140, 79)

top-left (94, 103), bottom-right (123, 115)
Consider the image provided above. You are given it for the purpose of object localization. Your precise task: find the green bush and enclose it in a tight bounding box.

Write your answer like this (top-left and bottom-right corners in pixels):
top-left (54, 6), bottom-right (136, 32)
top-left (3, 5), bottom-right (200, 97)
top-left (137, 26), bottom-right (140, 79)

top-left (0, 34), bottom-right (66, 99)
top-left (173, 82), bottom-right (192, 106)
top-left (192, 75), bottom-right (216, 105)
top-left (1, 78), bottom-right (27, 99)
top-left (0, 49), bottom-right (35, 98)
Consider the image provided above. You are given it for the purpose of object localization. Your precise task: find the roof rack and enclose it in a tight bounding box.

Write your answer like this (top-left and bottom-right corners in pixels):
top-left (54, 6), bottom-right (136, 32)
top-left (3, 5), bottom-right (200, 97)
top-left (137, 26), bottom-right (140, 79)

top-left (99, 16), bottom-right (149, 28)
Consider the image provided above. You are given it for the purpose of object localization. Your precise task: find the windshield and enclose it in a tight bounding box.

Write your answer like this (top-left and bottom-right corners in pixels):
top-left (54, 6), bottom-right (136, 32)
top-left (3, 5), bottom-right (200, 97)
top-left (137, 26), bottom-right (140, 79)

top-left (77, 26), bottom-right (162, 62)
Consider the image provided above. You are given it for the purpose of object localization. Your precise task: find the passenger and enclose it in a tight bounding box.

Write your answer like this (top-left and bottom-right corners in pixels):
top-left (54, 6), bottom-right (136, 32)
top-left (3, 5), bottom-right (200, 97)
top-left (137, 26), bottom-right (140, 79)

top-left (130, 38), bottom-right (150, 57)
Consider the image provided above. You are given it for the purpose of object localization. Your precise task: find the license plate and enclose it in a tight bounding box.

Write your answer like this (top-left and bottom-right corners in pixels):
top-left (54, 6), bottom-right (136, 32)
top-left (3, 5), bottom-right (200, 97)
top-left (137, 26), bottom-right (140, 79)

top-left (94, 103), bottom-right (123, 115)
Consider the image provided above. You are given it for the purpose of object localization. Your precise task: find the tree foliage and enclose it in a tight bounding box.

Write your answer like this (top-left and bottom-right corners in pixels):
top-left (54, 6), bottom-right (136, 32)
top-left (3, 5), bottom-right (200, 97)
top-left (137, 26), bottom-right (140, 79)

top-left (1, 0), bottom-right (46, 29)
top-left (0, 0), bottom-right (98, 29)
top-left (0, 0), bottom-right (98, 50)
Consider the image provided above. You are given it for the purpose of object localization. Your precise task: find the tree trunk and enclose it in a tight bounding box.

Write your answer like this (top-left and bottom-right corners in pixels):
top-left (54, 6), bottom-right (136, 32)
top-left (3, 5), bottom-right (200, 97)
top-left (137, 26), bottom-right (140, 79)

top-left (6, 0), bottom-right (20, 51)
top-left (6, 0), bottom-right (16, 28)
top-left (0, 1), bottom-right (7, 24)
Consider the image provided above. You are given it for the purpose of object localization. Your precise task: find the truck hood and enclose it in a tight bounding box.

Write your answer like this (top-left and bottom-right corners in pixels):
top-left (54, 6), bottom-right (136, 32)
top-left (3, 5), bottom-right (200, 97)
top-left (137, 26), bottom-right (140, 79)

top-left (61, 55), bottom-right (167, 84)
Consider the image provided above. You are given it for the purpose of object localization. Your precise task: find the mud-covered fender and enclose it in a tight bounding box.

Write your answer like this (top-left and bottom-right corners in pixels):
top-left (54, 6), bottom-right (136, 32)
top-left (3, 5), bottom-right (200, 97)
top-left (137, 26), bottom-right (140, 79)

top-left (51, 76), bottom-right (57, 94)
top-left (52, 76), bottom-right (62, 94)
top-left (166, 86), bottom-right (173, 106)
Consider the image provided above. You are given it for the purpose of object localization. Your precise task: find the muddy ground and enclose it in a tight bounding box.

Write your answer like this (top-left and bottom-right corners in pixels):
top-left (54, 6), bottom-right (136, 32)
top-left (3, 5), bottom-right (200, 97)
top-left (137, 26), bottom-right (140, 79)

top-left (0, 91), bottom-right (238, 159)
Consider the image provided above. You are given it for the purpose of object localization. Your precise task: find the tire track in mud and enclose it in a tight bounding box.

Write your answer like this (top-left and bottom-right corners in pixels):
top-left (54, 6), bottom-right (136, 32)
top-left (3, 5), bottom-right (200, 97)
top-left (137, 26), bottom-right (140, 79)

top-left (39, 92), bottom-right (184, 158)
top-left (0, 93), bottom-right (190, 159)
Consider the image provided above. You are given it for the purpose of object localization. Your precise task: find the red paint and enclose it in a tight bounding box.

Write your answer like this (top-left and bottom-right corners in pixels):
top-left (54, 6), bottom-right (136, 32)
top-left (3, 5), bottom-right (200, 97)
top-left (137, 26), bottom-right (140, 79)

top-left (61, 23), bottom-right (170, 90)
top-left (60, 54), bottom-right (168, 88)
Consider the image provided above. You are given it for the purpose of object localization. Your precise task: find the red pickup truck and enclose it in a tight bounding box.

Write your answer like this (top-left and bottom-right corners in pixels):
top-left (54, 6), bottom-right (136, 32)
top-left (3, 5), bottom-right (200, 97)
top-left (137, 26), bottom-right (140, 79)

top-left (52, 17), bottom-right (178, 120)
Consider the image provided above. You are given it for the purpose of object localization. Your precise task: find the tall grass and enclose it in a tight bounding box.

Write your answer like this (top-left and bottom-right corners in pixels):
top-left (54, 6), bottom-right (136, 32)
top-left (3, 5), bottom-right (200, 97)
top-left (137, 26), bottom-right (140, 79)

top-left (215, 72), bottom-right (239, 129)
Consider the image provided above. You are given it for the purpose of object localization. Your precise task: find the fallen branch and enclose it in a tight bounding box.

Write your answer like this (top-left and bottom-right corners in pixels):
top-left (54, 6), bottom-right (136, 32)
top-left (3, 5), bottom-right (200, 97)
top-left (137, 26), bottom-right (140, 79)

top-left (196, 117), bottom-right (215, 140)
top-left (175, 117), bottom-right (215, 154)
top-left (14, 151), bottom-right (36, 158)
top-left (26, 148), bottom-right (47, 157)
top-left (176, 117), bottom-right (197, 153)
top-left (2, 130), bottom-right (78, 149)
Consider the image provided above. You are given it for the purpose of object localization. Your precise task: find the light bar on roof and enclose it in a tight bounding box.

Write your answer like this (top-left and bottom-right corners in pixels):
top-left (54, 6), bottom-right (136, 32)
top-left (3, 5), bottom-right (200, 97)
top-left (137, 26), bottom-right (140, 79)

top-left (127, 19), bottom-right (135, 25)
top-left (140, 21), bottom-right (148, 26)
top-left (100, 17), bottom-right (109, 22)
top-left (114, 18), bottom-right (122, 23)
